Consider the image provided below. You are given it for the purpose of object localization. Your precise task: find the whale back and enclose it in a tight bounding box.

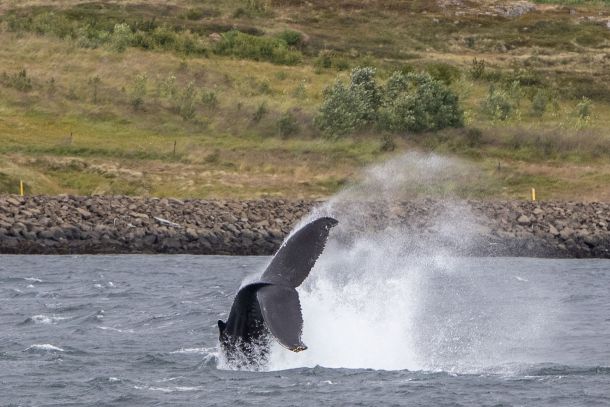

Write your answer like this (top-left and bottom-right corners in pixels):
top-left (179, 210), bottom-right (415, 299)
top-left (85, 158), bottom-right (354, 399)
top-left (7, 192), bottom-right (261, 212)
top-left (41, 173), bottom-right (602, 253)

top-left (260, 217), bottom-right (338, 288)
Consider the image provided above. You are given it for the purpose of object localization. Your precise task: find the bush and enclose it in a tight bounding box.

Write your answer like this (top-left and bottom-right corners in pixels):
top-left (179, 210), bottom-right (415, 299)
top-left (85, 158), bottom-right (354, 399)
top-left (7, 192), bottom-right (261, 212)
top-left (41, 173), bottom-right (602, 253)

top-left (277, 111), bottom-right (299, 137)
top-left (130, 73), bottom-right (147, 110)
top-left (313, 50), bottom-right (350, 71)
top-left (178, 82), bottom-right (197, 120)
top-left (110, 23), bottom-right (134, 52)
top-left (158, 74), bottom-right (177, 99)
top-left (214, 30), bottom-right (301, 65)
top-left (316, 81), bottom-right (369, 136)
top-left (315, 67), bottom-right (383, 136)
top-left (350, 67), bottom-right (382, 121)
top-left (426, 62), bottom-right (461, 85)
top-left (530, 89), bottom-right (548, 117)
top-left (75, 24), bottom-right (110, 48)
top-left (481, 85), bottom-right (514, 121)
top-left (379, 72), bottom-right (463, 132)
top-left (317, 68), bottom-right (463, 137)
top-left (276, 30), bottom-right (303, 47)
top-left (469, 58), bottom-right (486, 80)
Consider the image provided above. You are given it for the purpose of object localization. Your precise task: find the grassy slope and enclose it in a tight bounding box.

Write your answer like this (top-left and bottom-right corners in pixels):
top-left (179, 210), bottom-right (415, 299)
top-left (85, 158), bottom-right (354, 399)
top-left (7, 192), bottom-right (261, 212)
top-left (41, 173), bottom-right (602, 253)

top-left (0, 0), bottom-right (609, 200)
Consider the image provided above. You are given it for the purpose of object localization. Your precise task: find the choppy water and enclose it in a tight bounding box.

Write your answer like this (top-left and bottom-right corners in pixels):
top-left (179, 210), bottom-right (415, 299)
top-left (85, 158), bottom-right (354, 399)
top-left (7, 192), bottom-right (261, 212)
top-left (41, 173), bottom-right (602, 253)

top-left (1, 255), bottom-right (609, 406)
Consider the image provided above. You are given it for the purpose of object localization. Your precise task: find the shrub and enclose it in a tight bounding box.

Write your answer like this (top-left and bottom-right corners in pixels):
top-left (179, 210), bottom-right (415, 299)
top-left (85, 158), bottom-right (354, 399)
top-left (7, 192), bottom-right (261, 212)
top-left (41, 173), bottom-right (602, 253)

top-left (158, 74), bottom-right (177, 99)
top-left (314, 50), bottom-right (333, 69)
top-left (130, 73), bottom-right (147, 110)
top-left (469, 58), bottom-right (486, 80)
top-left (313, 50), bottom-right (350, 71)
top-left (530, 89), bottom-right (548, 117)
top-left (110, 23), bottom-right (134, 52)
top-left (178, 82), bottom-right (197, 120)
top-left (379, 72), bottom-right (463, 132)
top-left (317, 68), bottom-right (463, 136)
top-left (481, 85), bottom-right (513, 121)
top-left (334, 58), bottom-right (350, 71)
top-left (277, 111), bottom-right (299, 137)
top-left (350, 67), bottom-right (382, 121)
top-left (316, 80), bottom-right (371, 137)
top-left (426, 62), bottom-right (461, 85)
top-left (276, 30), bottom-right (303, 47)
top-left (214, 30), bottom-right (301, 65)
top-left (75, 24), bottom-right (110, 49)
top-left (315, 67), bottom-right (382, 136)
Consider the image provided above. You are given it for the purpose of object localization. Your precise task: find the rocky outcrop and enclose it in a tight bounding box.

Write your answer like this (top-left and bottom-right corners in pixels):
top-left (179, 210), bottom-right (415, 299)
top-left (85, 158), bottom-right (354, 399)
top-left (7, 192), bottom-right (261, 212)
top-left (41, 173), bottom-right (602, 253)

top-left (0, 195), bottom-right (608, 258)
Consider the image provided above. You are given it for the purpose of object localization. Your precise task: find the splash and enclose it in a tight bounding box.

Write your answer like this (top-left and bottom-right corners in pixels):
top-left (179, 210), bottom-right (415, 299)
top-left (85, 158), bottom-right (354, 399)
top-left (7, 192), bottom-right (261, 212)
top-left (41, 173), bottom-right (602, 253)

top-left (263, 152), bottom-right (554, 373)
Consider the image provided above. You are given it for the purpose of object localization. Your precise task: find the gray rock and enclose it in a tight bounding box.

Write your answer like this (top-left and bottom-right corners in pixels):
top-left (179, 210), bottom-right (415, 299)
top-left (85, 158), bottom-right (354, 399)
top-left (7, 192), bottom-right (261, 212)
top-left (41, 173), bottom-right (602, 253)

top-left (162, 238), bottom-right (182, 250)
top-left (560, 227), bottom-right (574, 240)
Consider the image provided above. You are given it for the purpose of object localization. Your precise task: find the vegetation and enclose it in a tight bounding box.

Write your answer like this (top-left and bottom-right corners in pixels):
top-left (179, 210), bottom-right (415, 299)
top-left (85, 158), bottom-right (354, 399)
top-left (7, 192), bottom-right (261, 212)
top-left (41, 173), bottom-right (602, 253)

top-left (317, 68), bottom-right (463, 136)
top-left (0, 0), bottom-right (609, 200)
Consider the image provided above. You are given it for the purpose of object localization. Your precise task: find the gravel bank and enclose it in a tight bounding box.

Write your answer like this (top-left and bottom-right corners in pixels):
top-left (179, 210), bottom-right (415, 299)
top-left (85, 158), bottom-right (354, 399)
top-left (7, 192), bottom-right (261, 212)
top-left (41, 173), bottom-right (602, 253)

top-left (0, 195), bottom-right (608, 258)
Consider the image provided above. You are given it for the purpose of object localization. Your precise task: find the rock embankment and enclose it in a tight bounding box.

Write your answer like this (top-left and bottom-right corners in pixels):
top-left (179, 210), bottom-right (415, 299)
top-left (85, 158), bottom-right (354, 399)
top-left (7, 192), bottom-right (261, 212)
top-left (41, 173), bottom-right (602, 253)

top-left (0, 195), bottom-right (608, 258)
top-left (0, 195), bottom-right (314, 255)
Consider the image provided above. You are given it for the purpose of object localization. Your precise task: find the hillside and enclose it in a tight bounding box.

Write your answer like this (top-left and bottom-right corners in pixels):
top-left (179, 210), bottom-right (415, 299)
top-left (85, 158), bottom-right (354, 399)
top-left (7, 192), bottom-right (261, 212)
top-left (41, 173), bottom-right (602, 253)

top-left (0, 0), bottom-right (609, 200)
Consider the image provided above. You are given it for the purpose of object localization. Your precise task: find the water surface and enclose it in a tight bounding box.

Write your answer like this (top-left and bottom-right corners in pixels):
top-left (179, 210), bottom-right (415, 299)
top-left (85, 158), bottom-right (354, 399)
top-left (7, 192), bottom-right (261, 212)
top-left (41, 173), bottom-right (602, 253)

top-left (1, 255), bottom-right (609, 406)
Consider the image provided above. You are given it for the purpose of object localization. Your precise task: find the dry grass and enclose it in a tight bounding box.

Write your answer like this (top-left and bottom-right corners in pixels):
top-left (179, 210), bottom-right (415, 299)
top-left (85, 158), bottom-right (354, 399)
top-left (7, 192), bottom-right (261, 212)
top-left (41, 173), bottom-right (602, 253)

top-left (0, 0), bottom-right (609, 199)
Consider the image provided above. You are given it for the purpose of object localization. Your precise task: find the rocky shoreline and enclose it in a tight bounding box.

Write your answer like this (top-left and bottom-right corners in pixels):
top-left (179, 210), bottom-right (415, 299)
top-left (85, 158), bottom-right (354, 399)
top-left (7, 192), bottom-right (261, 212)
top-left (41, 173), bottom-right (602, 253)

top-left (0, 195), bottom-right (608, 258)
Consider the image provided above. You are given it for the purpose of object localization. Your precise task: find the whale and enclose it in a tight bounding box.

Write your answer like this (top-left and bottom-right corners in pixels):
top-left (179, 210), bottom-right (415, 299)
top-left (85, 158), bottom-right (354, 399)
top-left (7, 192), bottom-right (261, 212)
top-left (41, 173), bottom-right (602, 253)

top-left (218, 216), bottom-right (338, 367)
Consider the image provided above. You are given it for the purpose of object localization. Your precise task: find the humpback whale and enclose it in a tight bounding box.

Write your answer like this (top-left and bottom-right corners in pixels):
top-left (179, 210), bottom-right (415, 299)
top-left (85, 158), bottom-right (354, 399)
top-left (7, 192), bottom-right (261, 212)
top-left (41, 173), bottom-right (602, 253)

top-left (218, 217), bottom-right (338, 367)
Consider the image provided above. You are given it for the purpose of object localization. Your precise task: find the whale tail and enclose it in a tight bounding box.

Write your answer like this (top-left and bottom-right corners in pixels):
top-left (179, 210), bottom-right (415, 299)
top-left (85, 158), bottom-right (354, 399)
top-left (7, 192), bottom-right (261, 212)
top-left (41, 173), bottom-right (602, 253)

top-left (260, 216), bottom-right (338, 287)
top-left (256, 216), bottom-right (338, 351)
top-left (219, 216), bottom-right (338, 357)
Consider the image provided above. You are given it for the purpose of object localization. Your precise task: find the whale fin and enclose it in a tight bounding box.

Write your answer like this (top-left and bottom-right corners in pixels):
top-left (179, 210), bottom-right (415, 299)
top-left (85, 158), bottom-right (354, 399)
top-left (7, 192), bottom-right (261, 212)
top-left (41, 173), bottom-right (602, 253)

top-left (261, 217), bottom-right (338, 288)
top-left (257, 285), bottom-right (307, 352)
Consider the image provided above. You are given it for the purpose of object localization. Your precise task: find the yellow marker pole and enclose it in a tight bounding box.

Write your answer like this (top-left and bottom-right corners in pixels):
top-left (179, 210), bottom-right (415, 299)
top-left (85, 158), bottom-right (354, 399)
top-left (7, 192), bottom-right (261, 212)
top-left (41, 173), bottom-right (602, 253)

top-left (531, 188), bottom-right (536, 201)
top-left (20, 180), bottom-right (24, 196)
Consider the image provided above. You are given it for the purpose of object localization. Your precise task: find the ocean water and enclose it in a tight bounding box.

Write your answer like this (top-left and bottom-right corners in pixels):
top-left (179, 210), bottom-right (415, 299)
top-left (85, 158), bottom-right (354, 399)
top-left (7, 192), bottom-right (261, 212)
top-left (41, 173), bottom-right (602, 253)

top-left (1, 255), bottom-right (609, 406)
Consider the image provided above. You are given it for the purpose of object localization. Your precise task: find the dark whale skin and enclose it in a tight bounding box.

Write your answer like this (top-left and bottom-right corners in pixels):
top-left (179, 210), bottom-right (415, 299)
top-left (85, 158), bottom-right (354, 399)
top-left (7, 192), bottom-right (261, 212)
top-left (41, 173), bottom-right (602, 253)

top-left (218, 217), bottom-right (338, 366)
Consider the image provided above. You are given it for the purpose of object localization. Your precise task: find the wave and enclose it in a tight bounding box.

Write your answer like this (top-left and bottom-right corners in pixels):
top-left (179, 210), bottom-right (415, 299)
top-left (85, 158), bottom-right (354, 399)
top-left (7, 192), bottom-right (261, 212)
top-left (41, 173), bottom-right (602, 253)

top-left (523, 364), bottom-right (610, 377)
top-left (133, 385), bottom-right (204, 393)
top-left (96, 325), bottom-right (134, 334)
top-left (21, 314), bottom-right (69, 325)
top-left (24, 344), bottom-right (65, 352)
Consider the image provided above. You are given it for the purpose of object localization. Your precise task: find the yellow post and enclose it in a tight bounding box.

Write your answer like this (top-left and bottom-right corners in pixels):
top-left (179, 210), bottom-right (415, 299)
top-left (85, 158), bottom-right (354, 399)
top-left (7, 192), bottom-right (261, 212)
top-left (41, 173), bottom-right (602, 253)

top-left (531, 188), bottom-right (536, 201)
top-left (20, 180), bottom-right (24, 196)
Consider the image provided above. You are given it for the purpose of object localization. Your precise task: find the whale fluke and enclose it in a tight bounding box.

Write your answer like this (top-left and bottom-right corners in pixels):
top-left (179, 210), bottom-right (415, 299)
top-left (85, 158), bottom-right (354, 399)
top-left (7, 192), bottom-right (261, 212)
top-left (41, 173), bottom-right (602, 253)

top-left (257, 285), bottom-right (306, 351)
top-left (261, 217), bottom-right (338, 287)
top-left (218, 216), bottom-right (338, 365)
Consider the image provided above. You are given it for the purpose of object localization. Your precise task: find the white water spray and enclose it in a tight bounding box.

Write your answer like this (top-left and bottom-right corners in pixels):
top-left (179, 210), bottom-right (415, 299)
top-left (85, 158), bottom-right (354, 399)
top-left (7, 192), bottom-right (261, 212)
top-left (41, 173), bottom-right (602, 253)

top-left (258, 153), bottom-right (554, 372)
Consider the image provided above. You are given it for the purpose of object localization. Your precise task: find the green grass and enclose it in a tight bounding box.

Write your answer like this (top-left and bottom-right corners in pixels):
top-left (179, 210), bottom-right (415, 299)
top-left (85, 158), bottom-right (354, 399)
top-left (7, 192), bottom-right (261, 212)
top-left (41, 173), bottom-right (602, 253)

top-left (0, 0), bottom-right (609, 200)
